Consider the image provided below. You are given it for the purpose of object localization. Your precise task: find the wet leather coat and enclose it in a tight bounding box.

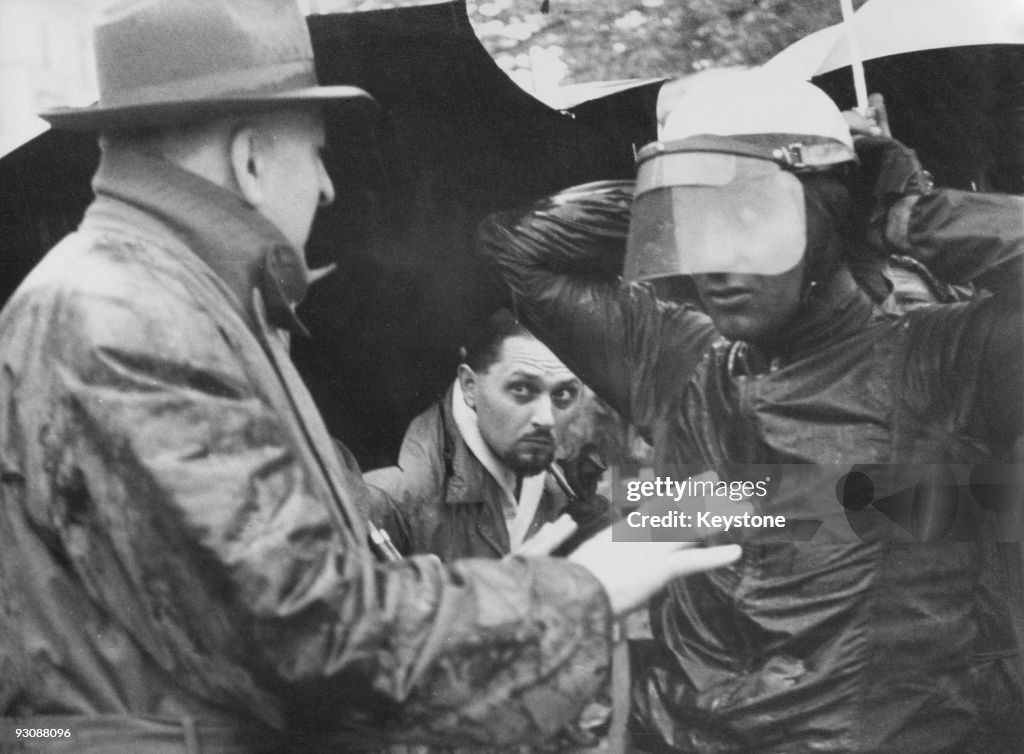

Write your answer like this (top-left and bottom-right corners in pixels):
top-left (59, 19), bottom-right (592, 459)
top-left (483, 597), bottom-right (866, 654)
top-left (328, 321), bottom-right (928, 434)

top-left (480, 181), bottom-right (1024, 753)
top-left (0, 150), bottom-right (612, 752)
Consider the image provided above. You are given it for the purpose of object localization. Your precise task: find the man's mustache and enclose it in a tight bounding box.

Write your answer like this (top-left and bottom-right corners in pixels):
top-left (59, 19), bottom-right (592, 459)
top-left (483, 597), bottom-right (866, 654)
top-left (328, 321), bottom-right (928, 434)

top-left (520, 430), bottom-right (555, 443)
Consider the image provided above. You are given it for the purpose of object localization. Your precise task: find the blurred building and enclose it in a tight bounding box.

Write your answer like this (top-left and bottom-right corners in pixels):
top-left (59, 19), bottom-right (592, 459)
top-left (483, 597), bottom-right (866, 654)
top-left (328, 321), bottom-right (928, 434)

top-left (0, 0), bottom-right (96, 155)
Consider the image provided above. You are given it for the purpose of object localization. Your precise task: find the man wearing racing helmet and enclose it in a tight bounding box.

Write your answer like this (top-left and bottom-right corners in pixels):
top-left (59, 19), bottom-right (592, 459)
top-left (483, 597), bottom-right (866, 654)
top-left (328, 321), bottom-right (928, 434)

top-left (479, 69), bottom-right (1024, 753)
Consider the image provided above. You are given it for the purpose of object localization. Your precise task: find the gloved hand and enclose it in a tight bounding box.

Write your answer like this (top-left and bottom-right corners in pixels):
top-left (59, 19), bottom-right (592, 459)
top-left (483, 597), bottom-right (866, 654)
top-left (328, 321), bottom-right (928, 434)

top-left (843, 92), bottom-right (892, 138)
top-left (550, 444), bottom-right (615, 556)
top-left (847, 94), bottom-right (933, 254)
top-left (853, 135), bottom-right (933, 203)
top-left (852, 135), bottom-right (933, 255)
top-left (560, 443), bottom-right (606, 493)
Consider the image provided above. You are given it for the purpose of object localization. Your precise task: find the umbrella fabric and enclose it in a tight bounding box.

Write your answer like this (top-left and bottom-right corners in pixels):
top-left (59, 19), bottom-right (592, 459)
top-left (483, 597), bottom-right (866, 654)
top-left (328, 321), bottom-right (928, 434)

top-left (813, 45), bottom-right (1024, 194)
top-left (764, 0), bottom-right (1024, 79)
top-left (0, 129), bottom-right (98, 307)
top-left (538, 77), bottom-right (665, 112)
top-left (764, 0), bottom-right (1024, 194)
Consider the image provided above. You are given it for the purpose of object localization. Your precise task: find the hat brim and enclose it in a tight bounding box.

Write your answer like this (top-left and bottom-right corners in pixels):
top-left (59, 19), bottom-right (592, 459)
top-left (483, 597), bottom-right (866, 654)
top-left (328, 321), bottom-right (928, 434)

top-left (39, 85), bottom-right (377, 131)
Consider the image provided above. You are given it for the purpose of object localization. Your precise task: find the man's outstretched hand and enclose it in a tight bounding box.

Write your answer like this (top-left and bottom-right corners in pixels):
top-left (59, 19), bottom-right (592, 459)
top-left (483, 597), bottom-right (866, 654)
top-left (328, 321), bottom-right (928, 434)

top-left (569, 525), bottom-right (741, 617)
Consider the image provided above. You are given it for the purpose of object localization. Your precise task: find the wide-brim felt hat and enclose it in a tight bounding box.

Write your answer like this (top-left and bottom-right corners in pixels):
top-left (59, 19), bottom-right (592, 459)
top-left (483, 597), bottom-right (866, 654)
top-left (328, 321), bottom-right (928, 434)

top-left (40, 0), bottom-right (377, 131)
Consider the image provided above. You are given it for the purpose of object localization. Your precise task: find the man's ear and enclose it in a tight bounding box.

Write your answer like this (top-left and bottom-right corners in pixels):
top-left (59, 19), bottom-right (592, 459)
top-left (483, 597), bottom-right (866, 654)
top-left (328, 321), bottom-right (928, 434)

top-left (457, 364), bottom-right (477, 410)
top-left (229, 125), bottom-right (264, 207)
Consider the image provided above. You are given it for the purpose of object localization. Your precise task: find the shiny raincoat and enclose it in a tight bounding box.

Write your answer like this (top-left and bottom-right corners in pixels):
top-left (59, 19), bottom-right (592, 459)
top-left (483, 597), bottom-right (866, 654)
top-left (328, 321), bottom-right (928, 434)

top-left (0, 150), bottom-right (613, 753)
top-left (479, 180), bottom-right (1024, 753)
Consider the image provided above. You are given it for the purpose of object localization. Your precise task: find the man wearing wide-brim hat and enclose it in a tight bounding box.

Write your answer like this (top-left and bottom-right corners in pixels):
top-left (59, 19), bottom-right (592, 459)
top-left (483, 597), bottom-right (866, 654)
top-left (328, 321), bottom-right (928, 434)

top-left (0, 1), bottom-right (739, 752)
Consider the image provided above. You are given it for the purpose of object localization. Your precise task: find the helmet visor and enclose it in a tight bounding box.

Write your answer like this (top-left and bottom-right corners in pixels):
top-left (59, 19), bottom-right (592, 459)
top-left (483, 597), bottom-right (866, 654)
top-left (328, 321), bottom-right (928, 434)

top-left (625, 152), bottom-right (806, 281)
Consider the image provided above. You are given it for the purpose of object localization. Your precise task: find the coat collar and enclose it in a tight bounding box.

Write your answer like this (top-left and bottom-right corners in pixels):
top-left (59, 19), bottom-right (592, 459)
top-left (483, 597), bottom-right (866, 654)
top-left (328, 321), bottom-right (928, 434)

top-left (449, 380), bottom-right (546, 550)
top-left (84, 147), bottom-right (327, 336)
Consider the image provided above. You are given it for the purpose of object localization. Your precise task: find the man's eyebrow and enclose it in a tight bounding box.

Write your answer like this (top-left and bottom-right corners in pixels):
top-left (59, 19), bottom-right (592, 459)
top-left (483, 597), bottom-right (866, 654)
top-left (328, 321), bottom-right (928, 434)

top-left (506, 354), bottom-right (571, 370)
top-left (505, 370), bottom-right (543, 381)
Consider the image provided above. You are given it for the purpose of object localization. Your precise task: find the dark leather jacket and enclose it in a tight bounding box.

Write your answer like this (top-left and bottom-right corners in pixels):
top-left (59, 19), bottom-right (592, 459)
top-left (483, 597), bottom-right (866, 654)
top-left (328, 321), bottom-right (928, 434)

top-left (480, 181), bottom-right (1024, 753)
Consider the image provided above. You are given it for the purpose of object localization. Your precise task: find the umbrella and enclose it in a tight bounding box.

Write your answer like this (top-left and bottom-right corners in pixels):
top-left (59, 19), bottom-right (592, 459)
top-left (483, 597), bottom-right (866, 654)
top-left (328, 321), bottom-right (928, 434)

top-left (0, 1), bottom-right (664, 470)
top-left (765, 0), bottom-right (1024, 80)
top-left (536, 78), bottom-right (665, 112)
top-left (764, 0), bottom-right (1024, 194)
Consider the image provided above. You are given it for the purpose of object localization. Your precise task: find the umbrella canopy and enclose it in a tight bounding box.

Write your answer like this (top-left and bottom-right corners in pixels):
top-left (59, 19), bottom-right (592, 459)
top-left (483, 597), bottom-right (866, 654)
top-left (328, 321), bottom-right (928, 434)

top-left (765, 0), bottom-right (1024, 194)
top-left (811, 45), bottom-right (1024, 194)
top-left (0, 1), bottom-right (663, 469)
top-left (765, 0), bottom-right (1024, 79)
top-left (537, 78), bottom-right (665, 112)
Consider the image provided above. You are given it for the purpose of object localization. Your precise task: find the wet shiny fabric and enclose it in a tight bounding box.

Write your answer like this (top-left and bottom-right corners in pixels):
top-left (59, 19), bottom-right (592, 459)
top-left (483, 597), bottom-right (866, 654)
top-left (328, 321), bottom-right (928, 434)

top-left (479, 181), bottom-right (1024, 752)
top-left (0, 151), bottom-right (613, 751)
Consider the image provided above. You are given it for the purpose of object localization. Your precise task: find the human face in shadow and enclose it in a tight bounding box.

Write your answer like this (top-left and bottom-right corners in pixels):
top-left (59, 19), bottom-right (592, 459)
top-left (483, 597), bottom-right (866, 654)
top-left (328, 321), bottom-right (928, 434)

top-left (693, 259), bottom-right (806, 344)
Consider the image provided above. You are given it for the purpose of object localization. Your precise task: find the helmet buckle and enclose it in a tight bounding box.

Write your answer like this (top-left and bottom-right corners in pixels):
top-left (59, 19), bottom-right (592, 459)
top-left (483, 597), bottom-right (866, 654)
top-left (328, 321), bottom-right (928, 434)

top-left (772, 143), bottom-right (808, 169)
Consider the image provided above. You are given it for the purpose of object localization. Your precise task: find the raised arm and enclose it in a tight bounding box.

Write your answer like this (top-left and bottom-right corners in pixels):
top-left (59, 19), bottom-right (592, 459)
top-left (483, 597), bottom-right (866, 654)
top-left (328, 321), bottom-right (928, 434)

top-left (887, 190), bottom-right (1024, 443)
top-left (478, 180), bottom-right (716, 428)
top-left (887, 190), bottom-right (1024, 293)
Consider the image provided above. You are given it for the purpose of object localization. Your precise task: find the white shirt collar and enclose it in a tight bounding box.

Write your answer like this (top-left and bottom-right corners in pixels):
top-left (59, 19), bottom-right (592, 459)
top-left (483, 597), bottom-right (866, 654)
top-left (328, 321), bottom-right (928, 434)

top-left (451, 379), bottom-right (546, 549)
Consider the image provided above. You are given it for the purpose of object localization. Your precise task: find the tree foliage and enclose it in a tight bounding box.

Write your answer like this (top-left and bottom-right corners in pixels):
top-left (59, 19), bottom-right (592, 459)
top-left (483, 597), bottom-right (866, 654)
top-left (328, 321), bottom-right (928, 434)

top-left (477, 0), bottom-right (855, 82)
top-left (307, 0), bottom-right (869, 85)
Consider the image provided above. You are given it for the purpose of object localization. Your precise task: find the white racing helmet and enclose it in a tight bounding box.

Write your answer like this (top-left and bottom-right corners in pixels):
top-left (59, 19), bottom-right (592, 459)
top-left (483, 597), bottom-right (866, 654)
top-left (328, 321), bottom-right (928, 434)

top-left (625, 70), bottom-right (856, 282)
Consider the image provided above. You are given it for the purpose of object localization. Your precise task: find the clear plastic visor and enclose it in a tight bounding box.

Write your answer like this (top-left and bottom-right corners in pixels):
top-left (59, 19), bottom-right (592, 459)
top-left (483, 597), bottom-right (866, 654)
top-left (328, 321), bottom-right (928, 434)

top-left (625, 152), bottom-right (806, 281)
